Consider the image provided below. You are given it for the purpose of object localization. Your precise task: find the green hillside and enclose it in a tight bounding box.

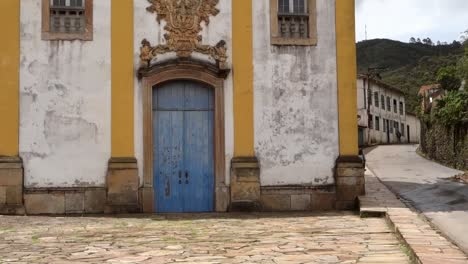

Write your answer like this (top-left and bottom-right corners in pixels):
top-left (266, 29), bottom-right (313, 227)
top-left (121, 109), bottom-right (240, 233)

top-left (356, 39), bottom-right (464, 112)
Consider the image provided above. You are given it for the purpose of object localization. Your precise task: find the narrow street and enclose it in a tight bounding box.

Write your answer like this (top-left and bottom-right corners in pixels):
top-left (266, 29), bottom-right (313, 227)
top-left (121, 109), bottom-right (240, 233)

top-left (365, 144), bottom-right (468, 254)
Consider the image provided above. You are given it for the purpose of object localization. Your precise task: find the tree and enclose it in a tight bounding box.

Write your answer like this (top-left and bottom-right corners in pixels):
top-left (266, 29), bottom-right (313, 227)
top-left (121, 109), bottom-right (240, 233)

top-left (409, 37), bottom-right (416, 43)
top-left (458, 47), bottom-right (468, 81)
top-left (417, 38), bottom-right (422, 43)
top-left (437, 66), bottom-right (462, 91)
top-left (461, 29), bottom-right (468, 44)
top-left (434, 90), bottom-right (468, 126)
top-left (423, 38), bottom-right (433, 45)
top-left (437, 41), bottom-right (441, 46)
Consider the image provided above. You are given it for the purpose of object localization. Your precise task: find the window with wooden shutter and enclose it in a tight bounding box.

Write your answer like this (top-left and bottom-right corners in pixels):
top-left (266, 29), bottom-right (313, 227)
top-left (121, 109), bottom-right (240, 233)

top-left (270, 0), bottom-right (317, 45)
top-left (42, 0), bottom-right (93, 41)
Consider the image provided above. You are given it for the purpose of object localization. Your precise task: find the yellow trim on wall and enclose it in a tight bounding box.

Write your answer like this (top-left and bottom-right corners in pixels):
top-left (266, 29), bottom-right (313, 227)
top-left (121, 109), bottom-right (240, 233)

top-left (232, 0), bottom-right (255, 157)
top-left (336, 0), bottom-right (359, 156)
top-left (0, 1), bottom-right (20, 157)
top-left (111, 0), bottom-right (135, 157)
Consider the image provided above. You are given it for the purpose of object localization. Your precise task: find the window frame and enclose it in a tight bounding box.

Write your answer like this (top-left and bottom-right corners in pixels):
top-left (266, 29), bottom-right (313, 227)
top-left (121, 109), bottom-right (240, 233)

top-left (386, 96), bottom-right (391, 112)
top-left (374, 92), bottom-right (379, 108)
top-left (270, 0), bottom-right (317, 46)
top-left (381, 95), bottom-right (385, 110)
top-left (42, 0), bottom-right (93, 41)
top-left (399, 101), bottom-right (404, 115)
top-left (375, 116), bottom-right (380, 131)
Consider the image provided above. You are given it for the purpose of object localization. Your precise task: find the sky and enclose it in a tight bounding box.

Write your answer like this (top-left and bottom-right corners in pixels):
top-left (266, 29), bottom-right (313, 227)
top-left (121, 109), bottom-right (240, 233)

top-left (355, 0), bottom-right (468, 43)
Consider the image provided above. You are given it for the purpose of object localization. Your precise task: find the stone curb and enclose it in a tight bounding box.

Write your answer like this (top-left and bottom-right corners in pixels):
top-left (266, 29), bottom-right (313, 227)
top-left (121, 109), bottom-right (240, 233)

top-left (359, 168), bottom-right (468, 264)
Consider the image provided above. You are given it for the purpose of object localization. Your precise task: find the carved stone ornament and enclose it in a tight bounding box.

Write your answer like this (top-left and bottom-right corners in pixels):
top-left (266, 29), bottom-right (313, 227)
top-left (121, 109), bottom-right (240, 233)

top-left (140, 0), bottom-right (228, 69)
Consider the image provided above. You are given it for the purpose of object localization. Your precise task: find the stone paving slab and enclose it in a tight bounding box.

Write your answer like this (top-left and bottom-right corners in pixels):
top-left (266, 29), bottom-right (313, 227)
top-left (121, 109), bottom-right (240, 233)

top-left (0, 212), bottom-right (410, 263)
top-left (360, 168), bottom-right (468, 264)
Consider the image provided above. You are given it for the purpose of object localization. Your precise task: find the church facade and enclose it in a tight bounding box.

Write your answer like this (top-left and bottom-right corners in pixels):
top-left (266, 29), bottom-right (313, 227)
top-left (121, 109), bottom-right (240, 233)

top-left (0, 0), bottom-right (363, 214)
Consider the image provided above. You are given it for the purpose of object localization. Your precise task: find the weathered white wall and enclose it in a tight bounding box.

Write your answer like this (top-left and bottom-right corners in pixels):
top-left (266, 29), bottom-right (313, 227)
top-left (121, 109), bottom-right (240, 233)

top-left (357, 77), bottom-right (410, 144)
top-left (406, 114), bottom-right (421, 143)
top-left (133, 0), bottom-right (234, 185)
top-left (253, 0), bottom-right (339, 186)
top-left (20, 0), bottom-right (111, 187)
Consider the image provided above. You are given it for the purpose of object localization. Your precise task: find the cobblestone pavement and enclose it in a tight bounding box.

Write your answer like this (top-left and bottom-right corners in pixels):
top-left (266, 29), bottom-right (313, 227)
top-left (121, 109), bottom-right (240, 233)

top-left (0, 212), bottom-right (410, 263)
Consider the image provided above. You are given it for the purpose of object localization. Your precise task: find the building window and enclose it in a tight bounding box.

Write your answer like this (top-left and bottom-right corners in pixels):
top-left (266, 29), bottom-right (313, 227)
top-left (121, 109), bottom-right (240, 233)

top-left (374, 92), bottom-right (379, 108)
top-left (383, 118), bottom-right (387, 132)
top-left (270, 0), bottom-right (317, 45)
top-left (399, 101), bottom-right (404, 115)
top-left (369, 114), bottom-right (373, 129)
top-left (381, 95), bottom-right (385, 110)
top-left (393, 99), bottom-right (397, 113)
top-left (401, 123), bottom-right (405, 135)
top-left (42, 0), bottom-right (93, 41)
top-left (386, 96), bottom-right (391, 112)
top-left (394, 121), bottom-right (399, 132)
top-left (375, 116), bottom-right (380, 131)
top-left (389, 120), bottom-right (394, 133)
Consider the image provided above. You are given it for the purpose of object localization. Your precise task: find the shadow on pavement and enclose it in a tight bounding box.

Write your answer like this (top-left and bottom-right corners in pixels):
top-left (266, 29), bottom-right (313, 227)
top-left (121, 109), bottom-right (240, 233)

top-left (380, 179), bottom-right (468, 214)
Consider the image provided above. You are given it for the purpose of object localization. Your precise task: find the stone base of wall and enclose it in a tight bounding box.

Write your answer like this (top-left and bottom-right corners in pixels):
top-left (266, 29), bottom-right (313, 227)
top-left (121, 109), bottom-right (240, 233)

top-left (259, 186), bottom-right (336, 211)
top-left (2, 155), bottom-right (365, 214)
top-left (105, 157), bottom-right (140, 213)
top-left (335, 156), bottom-right (365, 210)
top-left (0, 156), bottom-right (25, 215)
top-left (229, 157), bottom-right (261, 211)
top-left (24, 188), bottom-right (106, 215)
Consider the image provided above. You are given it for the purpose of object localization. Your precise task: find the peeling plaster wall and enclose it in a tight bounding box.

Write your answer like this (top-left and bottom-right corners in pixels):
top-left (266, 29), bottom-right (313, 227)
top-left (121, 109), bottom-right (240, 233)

top-left (20, 0), bottom-right (111, 187)
top-left (133, 0), bottom-right (234, 185)
top-left (253, 0), bottom-right (339, 186)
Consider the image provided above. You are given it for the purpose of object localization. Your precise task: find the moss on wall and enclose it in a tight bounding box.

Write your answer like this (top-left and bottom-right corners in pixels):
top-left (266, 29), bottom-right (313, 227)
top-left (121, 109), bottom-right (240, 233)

top-left (420, 121), bottom-right (467, 170)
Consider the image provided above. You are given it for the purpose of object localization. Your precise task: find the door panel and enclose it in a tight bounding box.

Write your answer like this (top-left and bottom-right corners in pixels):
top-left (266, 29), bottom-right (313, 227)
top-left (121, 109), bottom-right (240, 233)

top-left (184, 111), bottom-right (214, 212)
top-left (153, 80), bottom-right (214, 213)
top-left (154, 111), bottom-right (185, 213)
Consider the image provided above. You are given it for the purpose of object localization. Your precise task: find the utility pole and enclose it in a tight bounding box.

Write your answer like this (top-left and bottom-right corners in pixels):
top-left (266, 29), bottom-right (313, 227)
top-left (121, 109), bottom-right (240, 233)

top-left (365, 25), bottom-right (368, 41)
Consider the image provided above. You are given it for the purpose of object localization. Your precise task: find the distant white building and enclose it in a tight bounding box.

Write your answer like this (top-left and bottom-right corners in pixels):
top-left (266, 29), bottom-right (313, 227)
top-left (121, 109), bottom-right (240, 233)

top-left (357, 76), bottom-right (420, 146)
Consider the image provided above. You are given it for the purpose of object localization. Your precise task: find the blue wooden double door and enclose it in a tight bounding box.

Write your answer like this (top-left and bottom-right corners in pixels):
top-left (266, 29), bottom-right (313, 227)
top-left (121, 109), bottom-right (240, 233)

top-left (153, 80), bottom-right (215, 213)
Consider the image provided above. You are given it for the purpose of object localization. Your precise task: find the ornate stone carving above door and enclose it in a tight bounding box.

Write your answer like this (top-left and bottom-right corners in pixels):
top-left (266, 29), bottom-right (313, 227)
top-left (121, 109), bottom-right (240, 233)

top-left (140, 0), bottom-right (228, 69)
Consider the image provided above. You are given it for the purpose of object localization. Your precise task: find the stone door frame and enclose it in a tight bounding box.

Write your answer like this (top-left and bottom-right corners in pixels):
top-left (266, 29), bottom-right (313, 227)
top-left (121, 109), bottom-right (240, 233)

top-left (139, 59), bottom-right (230, 213)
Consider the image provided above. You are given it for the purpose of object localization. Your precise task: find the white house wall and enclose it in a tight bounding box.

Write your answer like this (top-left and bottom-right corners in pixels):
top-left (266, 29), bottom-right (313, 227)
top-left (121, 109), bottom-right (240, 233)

top-left (133, 0), bottom-right (234, 185)
top-left (253, 0), bottom-right (339, 186)
top-left (19, 0), bottom-right (111, 188)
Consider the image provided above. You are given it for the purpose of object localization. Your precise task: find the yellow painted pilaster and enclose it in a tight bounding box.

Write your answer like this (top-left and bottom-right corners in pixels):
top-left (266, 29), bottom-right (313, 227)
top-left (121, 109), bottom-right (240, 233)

top-left (232, 0), bottom-right (255, 157)
top-left (111, 0), bottom-right (134, 157)
top-left (336, 0), bottom-right (359, 156)
top-left (0, 1), bottom-right (20, 157)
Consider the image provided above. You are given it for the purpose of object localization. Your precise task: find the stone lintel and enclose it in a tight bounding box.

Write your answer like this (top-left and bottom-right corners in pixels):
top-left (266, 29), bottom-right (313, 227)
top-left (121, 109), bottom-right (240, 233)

top-left (108, 157), bottom-right (138, 169)
top-left (336, 155), bottom-right (364, 168)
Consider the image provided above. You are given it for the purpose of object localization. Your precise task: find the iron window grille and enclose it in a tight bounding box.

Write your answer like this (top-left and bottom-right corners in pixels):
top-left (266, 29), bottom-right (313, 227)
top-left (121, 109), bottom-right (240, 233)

top-left (278, 0), bottom-right (309, 39)
top-left (50, 0), bottom-right (86, 34)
